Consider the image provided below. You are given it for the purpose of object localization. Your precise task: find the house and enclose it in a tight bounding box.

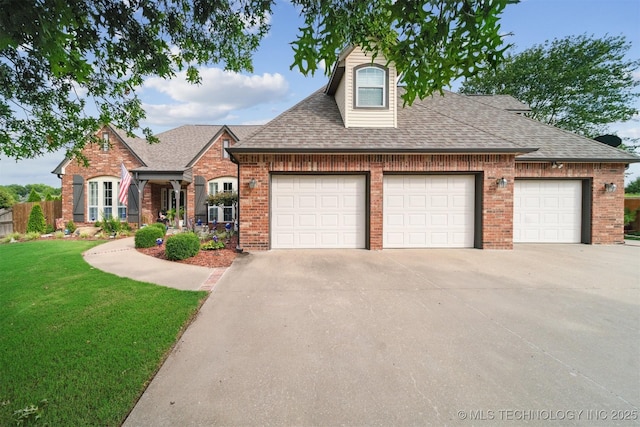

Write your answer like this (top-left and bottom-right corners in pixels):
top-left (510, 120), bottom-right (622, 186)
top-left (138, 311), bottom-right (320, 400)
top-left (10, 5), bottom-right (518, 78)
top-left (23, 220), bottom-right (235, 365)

top-left (227, 46), bottom-right (640, 250)
top-left (53, 124), bottom-right (260, 228)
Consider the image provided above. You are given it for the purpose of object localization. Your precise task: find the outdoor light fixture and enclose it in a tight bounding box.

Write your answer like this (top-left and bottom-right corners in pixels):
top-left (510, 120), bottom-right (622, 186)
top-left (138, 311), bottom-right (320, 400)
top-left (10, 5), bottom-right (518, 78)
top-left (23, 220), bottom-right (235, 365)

top-left (496, 177), bottom-right (508, 188)
top-left (248, 178), bottom-right (257, 189)
top-left (604, 182), bottom-right (617, 193)
top-left (551, 161), bottom-right (564, 169)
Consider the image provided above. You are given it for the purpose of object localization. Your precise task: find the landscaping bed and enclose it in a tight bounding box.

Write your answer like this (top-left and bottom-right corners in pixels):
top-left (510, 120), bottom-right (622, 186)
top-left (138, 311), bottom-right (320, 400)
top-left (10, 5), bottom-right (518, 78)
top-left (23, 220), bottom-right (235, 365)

top-left (137, 234), bottom-right (239, 267)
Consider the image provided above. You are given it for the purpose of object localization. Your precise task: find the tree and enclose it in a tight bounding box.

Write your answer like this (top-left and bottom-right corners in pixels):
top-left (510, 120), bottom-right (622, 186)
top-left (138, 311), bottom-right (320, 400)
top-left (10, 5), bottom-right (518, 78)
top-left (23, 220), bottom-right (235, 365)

top-left (27, 188), bottom-right (41, 202)
top-left (0, 186), bottom-right (15, 208)
top-left (1, 0), bottom-right (518, 162)
top-left (626, 177), bottom-right (640, 194)
top-left (26, 203), bottom-right (46, 233)
top-left (460, 35), bottom-right (640, 138)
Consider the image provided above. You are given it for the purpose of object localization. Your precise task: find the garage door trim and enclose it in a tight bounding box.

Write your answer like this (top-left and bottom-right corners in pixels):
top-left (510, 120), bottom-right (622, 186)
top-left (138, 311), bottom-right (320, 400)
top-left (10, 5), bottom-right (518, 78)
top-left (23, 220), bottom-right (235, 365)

top-left (270, 173), bottom-right (369, 249)
top-left (513, 178), bottom-right (590, 243)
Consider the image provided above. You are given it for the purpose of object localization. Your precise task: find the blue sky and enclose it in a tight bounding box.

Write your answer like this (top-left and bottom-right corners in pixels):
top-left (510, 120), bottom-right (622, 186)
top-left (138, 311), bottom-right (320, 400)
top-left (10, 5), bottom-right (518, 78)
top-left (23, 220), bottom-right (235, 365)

top-left (1, 0), bottom-right (639, 187)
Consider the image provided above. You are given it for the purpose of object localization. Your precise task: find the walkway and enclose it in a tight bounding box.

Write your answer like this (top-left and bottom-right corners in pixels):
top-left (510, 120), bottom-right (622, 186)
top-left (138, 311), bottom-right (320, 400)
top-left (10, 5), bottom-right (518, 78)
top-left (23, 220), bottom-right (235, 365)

top-left (82, 237), bottom-right (226, 291)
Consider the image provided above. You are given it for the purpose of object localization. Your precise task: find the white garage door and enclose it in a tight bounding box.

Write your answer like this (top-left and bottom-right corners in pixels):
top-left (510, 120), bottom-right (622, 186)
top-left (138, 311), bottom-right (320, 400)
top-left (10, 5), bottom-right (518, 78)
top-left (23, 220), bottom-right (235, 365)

top-left (383, 175), bottom-right (475, 248)
top-left (271, 175), bottom-right (366, 248)
top-left (514, 180), bottom-right (582, 243)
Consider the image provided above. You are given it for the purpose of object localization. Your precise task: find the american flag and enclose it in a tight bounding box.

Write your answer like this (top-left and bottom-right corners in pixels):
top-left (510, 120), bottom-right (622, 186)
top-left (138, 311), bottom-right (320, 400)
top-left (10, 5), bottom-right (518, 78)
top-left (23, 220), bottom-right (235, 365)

top-left (118, 163), bottom-right (131, 205)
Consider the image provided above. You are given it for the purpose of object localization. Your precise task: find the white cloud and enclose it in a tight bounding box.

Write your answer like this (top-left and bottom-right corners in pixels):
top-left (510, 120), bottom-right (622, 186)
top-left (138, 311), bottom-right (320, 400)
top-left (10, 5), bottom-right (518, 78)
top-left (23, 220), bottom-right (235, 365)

top-left (141, 67), bottom-right (289, 126)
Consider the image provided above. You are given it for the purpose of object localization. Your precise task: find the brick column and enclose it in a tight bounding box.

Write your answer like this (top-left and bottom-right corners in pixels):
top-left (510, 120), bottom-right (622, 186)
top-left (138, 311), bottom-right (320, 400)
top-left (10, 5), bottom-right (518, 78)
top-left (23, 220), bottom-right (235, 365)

top-left (369, 162), bottom-right (383, 250)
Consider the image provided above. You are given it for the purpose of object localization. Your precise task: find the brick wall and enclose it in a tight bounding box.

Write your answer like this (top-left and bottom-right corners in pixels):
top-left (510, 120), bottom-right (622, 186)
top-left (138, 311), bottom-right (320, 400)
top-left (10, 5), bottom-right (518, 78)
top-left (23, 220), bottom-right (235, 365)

top-left (189, 130), bottom-right (238, 218)
top-left (60, 126), bottom-right (146, 225)
top-left (237, 153), bottom-right (515, 251)
top-left (515, 162), bottom-right (626, 245)
top-left (60, 127), bottom-right (239, 227)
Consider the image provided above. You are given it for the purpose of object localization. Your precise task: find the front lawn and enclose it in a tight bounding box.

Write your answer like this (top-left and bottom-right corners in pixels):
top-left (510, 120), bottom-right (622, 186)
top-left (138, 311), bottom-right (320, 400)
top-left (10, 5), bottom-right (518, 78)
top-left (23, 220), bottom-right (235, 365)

top-left (0, 240), bottom-right (207, 426)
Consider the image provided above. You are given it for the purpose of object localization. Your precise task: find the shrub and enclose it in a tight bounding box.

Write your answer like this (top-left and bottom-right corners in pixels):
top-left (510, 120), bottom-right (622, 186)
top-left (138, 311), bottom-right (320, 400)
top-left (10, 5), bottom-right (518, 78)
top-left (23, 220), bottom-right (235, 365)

top-left (27, 188), bottom-right (41, 202)
top-left (625, 177), bottom-right (640, 194)
top-left (101, 214), bottom-right (124, 235)
top-left (54, 231), bottom-right (65, 239)
top-left (201, 238), bottom-right (225, 250)
top-left (24, 232), bottom-right (41, 241)
top-left (45, 223), bottom-right (55, 234)
top-left (624, 207), bottom-right (637, 225)
top-left (166, 232), bottom-right (200, 260)
top-left (26, 204), bottom-right (47, 233)
top-left (148, 222), bottom-right (167, 234)
top-left (66, 221), bottom-right (77, 234)
top-left (134, 226), bottom-right (165, 248)
top-left (1, 232), bottom-right (21, 243)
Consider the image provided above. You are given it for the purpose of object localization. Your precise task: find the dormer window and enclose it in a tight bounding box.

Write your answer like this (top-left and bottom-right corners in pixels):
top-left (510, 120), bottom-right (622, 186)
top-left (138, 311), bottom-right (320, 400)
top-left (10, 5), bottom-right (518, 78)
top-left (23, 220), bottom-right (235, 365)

top-left (355, 64), bottom-right (388, 108)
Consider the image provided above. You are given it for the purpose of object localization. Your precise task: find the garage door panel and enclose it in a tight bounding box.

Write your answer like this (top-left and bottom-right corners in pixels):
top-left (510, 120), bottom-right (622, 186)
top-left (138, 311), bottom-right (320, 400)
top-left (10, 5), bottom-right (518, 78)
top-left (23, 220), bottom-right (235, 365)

top-left (430, 195), bottom-right (448, 208)
top-left (272, 175), bottom-right (366, 249)
top-left (408, 214), bottom-right (426, 226)
top-left (384, 175), bottom-right (475, 248)
top-left (514, 180), bottom-right (581, 243)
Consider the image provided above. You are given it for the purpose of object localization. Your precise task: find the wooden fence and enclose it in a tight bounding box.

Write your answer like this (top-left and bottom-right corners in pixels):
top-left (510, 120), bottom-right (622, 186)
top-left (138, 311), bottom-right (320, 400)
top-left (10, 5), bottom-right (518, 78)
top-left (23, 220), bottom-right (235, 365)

top-left (11, 200), bottom-right (63, 234)
top-left (0, 208), bottom-right (12, 237)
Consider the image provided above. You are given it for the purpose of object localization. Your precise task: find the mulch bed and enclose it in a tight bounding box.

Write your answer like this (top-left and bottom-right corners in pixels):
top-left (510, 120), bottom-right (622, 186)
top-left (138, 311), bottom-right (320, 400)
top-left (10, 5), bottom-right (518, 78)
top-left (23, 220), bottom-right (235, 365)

top-left (136, 235), bottom-right (239, 268)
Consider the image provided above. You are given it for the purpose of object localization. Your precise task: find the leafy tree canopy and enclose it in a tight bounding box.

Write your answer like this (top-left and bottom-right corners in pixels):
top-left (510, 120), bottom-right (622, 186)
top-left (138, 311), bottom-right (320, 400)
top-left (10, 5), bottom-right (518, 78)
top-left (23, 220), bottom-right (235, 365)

top-left (0, 186), bottom-right (15, 208)
top-left (1, 0), bottom-right (517, 162)
top-left (626, 177), bottom-right (640, 194)
top-left (460, 34), bottom-right (640, 139)
top-left (0, 184), bottom-right (60, 201)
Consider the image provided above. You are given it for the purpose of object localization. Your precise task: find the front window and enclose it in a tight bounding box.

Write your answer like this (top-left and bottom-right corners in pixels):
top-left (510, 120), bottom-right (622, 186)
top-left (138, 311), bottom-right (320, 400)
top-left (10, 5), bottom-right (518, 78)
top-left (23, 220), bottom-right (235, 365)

top-left (87, 177), bottom-right (126, 222)
top-left (208, 177), bottom-right (236, 223)
top-left (355, 66), bottom-right (386, 108)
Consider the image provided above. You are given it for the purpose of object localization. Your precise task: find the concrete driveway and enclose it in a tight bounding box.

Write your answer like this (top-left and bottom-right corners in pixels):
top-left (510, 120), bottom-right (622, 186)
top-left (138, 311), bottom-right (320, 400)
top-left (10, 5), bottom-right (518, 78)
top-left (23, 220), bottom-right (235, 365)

top-left (124, 244), bottom-right (639, 426)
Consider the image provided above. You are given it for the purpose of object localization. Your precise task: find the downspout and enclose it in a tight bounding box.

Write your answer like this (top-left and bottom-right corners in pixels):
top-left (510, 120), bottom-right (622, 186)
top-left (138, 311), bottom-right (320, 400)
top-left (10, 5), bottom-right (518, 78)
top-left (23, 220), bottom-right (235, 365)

top-left (228, 150), bottom-right (242, 253)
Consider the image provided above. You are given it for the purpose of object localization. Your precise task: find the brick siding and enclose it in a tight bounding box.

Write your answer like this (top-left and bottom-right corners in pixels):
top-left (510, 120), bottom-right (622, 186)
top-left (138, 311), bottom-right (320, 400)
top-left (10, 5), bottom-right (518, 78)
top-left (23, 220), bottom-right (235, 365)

top-left (237, 154), bottom-right (627, 251)
top-left (60, 127), bottom-right (238, 227)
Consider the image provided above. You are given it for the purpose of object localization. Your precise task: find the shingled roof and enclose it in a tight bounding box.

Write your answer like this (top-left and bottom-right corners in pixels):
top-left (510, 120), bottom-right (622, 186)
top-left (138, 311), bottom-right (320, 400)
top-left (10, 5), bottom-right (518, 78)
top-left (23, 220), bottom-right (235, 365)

top-left (53, 124), bottom-right (261, 175)
top-left (128, 124), bottom-right (260, 171)
top-left (230, 88), bottom-right (640, 164)
top-left (230, 88), bottom-right (536, 154)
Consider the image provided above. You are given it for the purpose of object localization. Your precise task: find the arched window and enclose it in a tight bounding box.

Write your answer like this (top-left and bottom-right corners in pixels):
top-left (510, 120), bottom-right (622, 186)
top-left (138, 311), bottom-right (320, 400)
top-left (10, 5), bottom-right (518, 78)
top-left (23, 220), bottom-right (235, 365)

top-left (208, 176), bottom-right (237, 223)
top-left (355, 65), bottom-right (387, 108)
top-left (87, 176), bottom-right (126, 222)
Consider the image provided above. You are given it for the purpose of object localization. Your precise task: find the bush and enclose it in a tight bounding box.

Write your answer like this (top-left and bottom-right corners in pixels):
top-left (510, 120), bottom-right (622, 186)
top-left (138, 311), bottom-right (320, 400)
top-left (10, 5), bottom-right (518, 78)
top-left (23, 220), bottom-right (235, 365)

top-left (66, 221), bottom-right (77, 234)
top-left (45, 223), bottom-right (55, 234)
top-left (24, 232), bottom-right (41, 241)
top-left (134, 226), bottom-right (165, 248)
top-left (624, 207), bottom-right (637, 225)
top-left (27, 188), bottom-right (41, 202)
top-left (148, 222), bottom-right (167, 234)
top-left (26, 204), bottom-right (47, 233)
top-left (101, 214), bottom-right (124, 235)
top-left (166, 232), bottom-right (200, 260)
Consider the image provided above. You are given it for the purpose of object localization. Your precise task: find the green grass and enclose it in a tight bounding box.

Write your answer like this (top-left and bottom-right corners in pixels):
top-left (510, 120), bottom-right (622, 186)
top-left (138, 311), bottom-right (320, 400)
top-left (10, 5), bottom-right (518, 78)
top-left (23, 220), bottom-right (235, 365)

top-left (0, 240), bottom-right (207, 426)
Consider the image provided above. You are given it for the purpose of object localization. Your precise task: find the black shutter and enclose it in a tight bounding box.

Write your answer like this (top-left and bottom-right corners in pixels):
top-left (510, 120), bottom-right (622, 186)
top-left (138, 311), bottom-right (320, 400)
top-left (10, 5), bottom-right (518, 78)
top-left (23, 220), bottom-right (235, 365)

top-left (127, 184), bottom-right (139, 222)
top-left (72, 175), bottom-right (84, 222)
top-left (194, 176), bottom-right (207, 223)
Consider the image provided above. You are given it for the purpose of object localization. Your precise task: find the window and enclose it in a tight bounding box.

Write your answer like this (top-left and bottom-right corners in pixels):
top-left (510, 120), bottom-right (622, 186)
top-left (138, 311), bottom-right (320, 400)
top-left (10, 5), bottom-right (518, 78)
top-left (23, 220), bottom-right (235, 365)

top-left (222, 139), bottom-right (230, 159)
top-left (87, 177), bottom-right (126, 222)
top-left (102, 132), bottom-right (109, 151)
top-left (355, 65), bottom-right (386, 108)
top-left (208, 177), bottom-right (236, 223)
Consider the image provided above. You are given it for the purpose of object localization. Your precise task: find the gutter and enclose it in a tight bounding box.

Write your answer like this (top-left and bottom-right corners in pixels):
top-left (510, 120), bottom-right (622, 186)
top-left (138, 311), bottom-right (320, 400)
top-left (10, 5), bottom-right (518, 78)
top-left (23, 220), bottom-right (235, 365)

top-left (227, 147), bottom-right (539, 155)
top-left (226, 149), bottom-right (243, 253)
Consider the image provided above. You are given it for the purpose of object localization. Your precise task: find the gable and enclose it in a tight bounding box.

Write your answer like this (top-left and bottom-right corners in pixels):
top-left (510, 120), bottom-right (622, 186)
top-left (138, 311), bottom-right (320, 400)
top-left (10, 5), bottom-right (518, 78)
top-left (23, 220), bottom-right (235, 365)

top-left (327, 46), bottom-right (397, 128)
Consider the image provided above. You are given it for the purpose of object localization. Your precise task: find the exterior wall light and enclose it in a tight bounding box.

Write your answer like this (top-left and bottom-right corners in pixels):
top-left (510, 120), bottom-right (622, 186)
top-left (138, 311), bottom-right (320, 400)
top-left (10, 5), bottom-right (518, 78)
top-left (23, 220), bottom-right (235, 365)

top-left (496, 177), bottom-right (508, 188)
top-left (551, 161), bottom-right (564, 169)
top-left (248, 178), bottom-right (257, 189)
top-left (604, 182), bottom-right (617, 193)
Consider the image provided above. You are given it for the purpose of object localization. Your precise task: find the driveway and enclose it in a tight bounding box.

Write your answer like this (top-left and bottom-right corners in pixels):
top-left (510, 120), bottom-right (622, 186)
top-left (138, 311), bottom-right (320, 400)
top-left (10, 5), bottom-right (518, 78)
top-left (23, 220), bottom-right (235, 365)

top-left (124, 244), bottom-right (640, 426)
